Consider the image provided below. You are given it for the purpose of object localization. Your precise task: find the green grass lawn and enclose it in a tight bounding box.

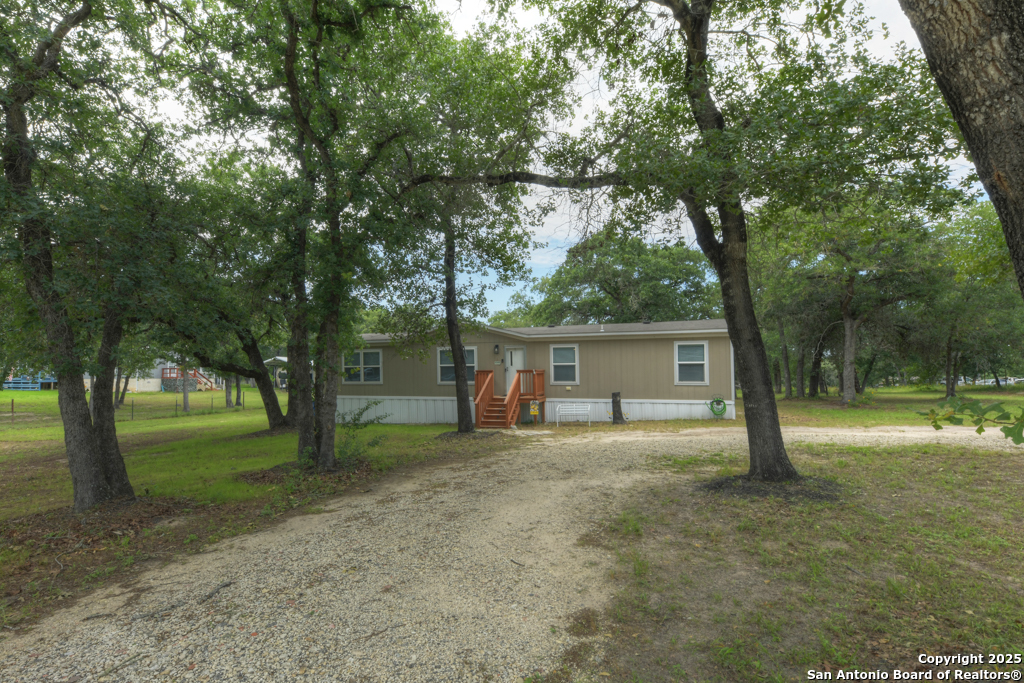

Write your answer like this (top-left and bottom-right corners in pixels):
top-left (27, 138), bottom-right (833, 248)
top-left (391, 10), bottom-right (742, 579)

top-left (4, 384), bottom-right (1021, 521)
top-left (771, 385), bottom-right (1024, 429)
top-left (562, 442), bottom-right (1024, 683)
top-left (0, 386), bottom-right (274, 442)
top-left (0, 388), bottom-right (495, 519)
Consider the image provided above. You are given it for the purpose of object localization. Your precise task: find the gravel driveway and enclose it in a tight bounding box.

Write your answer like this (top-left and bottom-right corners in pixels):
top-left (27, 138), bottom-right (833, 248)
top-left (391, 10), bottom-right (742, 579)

top-left (1, 425), bottom-right (1016, 682)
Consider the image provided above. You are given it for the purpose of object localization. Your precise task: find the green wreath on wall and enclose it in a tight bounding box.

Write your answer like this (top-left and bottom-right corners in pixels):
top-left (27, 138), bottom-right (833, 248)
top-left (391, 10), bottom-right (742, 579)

top-left (707, 396), bottom-right (728, 418)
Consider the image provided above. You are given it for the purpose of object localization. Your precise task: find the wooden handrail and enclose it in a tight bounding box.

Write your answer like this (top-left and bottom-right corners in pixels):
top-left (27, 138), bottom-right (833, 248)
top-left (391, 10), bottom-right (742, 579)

top-left (503, 371), bottom-right (522, 428)
top-left (516, 369), bottom-right (546, 399)
top-left (474, 370), bottom-right (494, 429)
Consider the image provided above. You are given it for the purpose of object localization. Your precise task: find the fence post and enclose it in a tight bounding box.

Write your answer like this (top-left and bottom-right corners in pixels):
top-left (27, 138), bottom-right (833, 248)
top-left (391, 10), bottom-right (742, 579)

top-left (132, 399), bottom-right (134, 421)
top-left (175, 401), bottom-right (178, 417)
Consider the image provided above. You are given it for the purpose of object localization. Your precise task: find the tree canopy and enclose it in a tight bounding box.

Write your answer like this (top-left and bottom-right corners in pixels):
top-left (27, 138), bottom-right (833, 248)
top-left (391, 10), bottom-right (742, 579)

top-left (1, 0), bottom-right (1012, 509)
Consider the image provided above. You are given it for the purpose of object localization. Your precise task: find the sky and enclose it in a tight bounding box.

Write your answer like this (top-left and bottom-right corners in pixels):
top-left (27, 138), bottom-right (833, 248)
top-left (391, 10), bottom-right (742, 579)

top-left (430, 1), bottom-right (930, 317)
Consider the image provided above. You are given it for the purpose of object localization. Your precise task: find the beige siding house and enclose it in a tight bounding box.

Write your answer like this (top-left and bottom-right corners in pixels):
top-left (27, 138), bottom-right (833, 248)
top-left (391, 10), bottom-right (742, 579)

top-left (336, 320), bottom-right (736, 425)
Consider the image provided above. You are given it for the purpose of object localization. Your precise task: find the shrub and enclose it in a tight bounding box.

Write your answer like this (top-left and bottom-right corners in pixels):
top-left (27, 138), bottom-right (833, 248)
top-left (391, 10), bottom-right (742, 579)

top-left (335, 401), bottom-right (389, 472)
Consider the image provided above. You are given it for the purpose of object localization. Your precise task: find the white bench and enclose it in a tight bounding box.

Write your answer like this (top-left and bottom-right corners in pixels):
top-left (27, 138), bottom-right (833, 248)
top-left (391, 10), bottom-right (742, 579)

top-left (556, 403), bottom-right (591, 427)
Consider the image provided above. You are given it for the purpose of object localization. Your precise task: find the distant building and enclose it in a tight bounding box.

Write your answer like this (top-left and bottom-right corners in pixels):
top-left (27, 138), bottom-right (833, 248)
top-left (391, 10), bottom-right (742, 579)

top-left (3, 372), bottom-right (57, 391)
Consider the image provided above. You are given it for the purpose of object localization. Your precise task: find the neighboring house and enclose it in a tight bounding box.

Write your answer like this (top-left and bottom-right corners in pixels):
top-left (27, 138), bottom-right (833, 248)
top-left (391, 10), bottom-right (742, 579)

top-left (81, 362), bottom-right (223, 393)
top-left (158, 367), bottom-right (218, 392)
top-left (3, 372), bottom-right (57, 391)
top-left (336, 320), bottom-right (736, 426)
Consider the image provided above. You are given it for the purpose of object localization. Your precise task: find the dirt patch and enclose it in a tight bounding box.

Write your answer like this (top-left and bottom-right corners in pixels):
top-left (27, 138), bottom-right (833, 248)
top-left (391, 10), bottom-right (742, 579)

top-left (566, 607), bottom-right (601, 637)
top-left (0, 496), bottom-right (196, 625)
top-left (235, 460), bottom-right (372, 486)
top-left (697, 474), bottom-right (843, 503)
top-left (230, 427), bottom-right (297, 440)
top-left (434, 430), bottom-right (502, 440)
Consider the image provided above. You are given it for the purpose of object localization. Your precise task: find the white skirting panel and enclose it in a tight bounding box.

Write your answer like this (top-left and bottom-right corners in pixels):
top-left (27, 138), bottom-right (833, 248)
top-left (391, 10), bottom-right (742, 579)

top-left (335, 396), bottom-right (474, 425)
top-left (543, 398), bottom-right (736, 423)
top-left (334, 396), bottom-right (733, 424)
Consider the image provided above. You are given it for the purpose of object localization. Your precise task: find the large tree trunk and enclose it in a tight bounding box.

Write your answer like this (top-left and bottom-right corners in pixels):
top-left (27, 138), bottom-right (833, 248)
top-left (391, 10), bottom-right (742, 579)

top-left (282, 22), bottom-right (346, 471)
top-left (443, 225), bottom-right (474, 433)
top-left (715, 245), bottom-right (798, 481)
top-left (313, 312), bottom-right (339, 469)
top-left (778, 320), bottom-right (792, 399)
top-left (993, 371), bottom-right (1002, 389)
top-left (308, 205), bottom-right (344, 471)
top-left (899, 0), bottom-right (1024, 302)
top-left (114, 367), bottom-right (122, 409)
top-left (235, 374), bottom-right (242, 406)
top-left (309, 207), bottom-right (342, 471)
top-left (772, 358), bottom-right (781, 394)
top-left (288, 309), bottom-right (315, 456)
top-left (840, 281), bottom-right (861, 406)
top-left (225, 375), bottom-right (233, 407)
top-left (858, 353), bottom-right (877, 395)
top-left (840, 318), bottom-right (857, 405)
top-left (284, 206), bottom-right (315, 458)
top-left (945, 332), bottom-right (957, 398)
top-left (10, 187), bottom-right (135, 513)
top-left (312, 356), bottom-right (325, 455)
top-left (795, 347), bottom-right (806, 399)
top-left (671, 2), bottom-right (797, 482)
top-left (685, 198), bottom-right (798, 480)
top-left (1, 0), bottom-right (138, 513)
top-left (808, 344), bottom-right (823, 399)
top-left (91, 309), bottom-right (134, 501)
top-left (238, 331), bottom-right (286, 429)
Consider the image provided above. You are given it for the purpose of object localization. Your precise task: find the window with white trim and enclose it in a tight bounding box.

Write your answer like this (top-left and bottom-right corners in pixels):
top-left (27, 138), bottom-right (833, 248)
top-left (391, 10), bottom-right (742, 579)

top-left (438, 347), bottom-right (476, 384)
top-left (674, 341), bottom-right (708, 385)
top-left (343, 350), bottom-right (383, 384)
top-left (550, 344), bottom-right (579, 384)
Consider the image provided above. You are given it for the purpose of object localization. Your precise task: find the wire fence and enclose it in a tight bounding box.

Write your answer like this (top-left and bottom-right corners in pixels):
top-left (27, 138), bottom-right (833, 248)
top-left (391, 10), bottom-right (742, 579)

top-left (1, 388), bottom-right (288, 428)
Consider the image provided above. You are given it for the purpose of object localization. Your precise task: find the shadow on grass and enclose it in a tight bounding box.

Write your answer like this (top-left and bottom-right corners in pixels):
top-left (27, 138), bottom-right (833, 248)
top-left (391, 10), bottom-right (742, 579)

top-left (697, 474), bottom-right (843, 503)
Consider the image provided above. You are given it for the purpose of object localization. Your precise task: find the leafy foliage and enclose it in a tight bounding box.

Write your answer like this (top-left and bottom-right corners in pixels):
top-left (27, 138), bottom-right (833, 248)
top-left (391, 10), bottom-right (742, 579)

top-left (334, 400), bottom-right (389, 472)
top-left (922, 396), bottom-right (1024, 444)
top-left (490, 231), bottom-right (719, 326)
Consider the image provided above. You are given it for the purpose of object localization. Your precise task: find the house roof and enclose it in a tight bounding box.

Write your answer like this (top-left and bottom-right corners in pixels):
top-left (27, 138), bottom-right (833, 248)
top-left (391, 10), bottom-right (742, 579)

top-left (495, 319), bottom-right (728, 338)
top-left (358, 319), bottom-right (728, 344)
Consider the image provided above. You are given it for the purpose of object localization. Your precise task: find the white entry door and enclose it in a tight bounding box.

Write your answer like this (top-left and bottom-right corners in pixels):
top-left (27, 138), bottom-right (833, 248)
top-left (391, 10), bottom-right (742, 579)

top-left (505, 347), bottom-right (526, 393)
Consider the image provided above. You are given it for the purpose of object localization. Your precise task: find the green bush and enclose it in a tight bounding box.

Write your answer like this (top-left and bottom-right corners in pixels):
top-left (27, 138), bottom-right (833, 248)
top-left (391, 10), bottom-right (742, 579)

top-left (335, 401), bottom-right (388, 472)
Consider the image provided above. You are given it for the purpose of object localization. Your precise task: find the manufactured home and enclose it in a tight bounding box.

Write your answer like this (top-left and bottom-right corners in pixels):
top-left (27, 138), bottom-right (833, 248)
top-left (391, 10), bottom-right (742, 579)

top-left (335, 320), bottom-right (736, 426)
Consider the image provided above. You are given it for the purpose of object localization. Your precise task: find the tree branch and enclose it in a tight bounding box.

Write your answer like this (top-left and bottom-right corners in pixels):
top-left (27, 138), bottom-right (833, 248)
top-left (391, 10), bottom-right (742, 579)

top-left (399, 170), bottom-right (623, 196)
top-left (28, 1), bottom-right (93, 81)
top-left (678, 190), bottom-right (723, 271)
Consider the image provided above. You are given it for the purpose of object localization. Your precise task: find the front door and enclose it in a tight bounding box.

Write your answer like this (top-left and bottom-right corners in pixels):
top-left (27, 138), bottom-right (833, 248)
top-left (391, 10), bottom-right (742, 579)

top-left (505, 347), bottom-right (526, 394)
